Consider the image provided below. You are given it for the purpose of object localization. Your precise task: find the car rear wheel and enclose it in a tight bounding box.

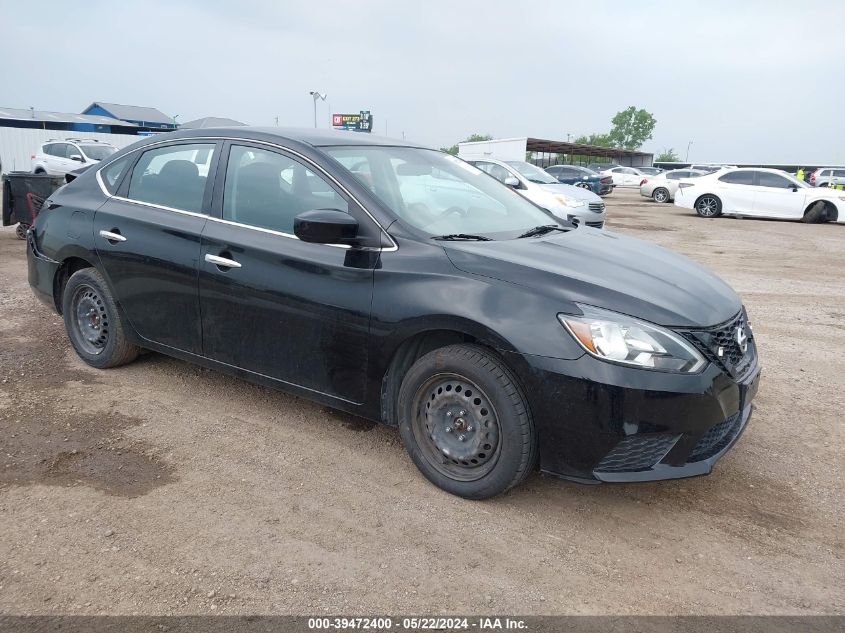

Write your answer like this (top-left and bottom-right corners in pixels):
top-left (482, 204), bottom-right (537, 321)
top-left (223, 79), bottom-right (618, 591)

top-left (62, 268), bottom-right (139, 369)
top-left (397, 344), bottom-right (537, 499)
top-left (652, 187), bottom-right (670, 203)
top-left (15, 224), bottom-right (28, 240)
top-left (695, 195), bottom-right (722, 217)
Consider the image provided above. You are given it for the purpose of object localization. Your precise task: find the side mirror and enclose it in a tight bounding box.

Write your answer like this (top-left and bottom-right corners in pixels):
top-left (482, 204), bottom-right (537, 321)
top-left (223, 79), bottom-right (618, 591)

top-left (69, 154), bottom-right (83, 162)
top-left (791, 185), bottom-right (799, 191)
top-left (504, 176), bottom-right (520, 188)
top-left (294, 209), bottom-right (359, 245)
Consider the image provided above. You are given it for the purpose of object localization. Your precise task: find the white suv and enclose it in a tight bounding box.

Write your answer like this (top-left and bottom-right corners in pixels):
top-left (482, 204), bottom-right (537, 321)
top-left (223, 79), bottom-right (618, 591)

top-left (809, 167), bottom-right (845, 189)
top-left (31, 139), bottom-right (117, 176)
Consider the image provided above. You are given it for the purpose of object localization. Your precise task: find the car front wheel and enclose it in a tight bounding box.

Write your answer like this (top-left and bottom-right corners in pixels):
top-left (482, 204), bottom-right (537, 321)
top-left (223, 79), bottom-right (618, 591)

top-left (397, 344), bottom-right (537, 499)
top-left (62, 268), bottom-right (140, 369)
top-left (695, 195), bottom-right (722, 217)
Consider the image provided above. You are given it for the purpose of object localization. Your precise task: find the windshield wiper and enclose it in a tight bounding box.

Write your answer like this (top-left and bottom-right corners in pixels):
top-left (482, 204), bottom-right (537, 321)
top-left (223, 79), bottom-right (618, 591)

top-left (517, 224), bottom-right (569, 238)
top-left (431, 233), bottom-right (492, 241)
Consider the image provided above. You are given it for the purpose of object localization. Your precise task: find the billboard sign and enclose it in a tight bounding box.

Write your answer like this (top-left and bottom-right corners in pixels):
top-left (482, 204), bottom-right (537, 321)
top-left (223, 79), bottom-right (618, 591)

top-left (332, 110), bottom-right (373, 133)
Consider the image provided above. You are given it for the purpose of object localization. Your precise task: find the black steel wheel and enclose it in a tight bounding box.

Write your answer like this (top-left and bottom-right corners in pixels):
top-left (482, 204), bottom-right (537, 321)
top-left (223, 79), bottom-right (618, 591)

top-left (695, 195), bottom-right (722, 217)
top-left (398, 344), bottom-right (537, 499)
top-left (62, 267), bottom-right (139, 369)
top-left (652, 187), bottom-right (670, 203)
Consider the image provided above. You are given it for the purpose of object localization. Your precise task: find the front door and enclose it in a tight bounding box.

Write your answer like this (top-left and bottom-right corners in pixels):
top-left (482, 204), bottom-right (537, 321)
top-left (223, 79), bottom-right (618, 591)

top-left (93, 141), bottom-right (220, 354)
top-left (198, 142), bottom-right (377, 404)
top-left (752, 171), bottom-right (806, 218)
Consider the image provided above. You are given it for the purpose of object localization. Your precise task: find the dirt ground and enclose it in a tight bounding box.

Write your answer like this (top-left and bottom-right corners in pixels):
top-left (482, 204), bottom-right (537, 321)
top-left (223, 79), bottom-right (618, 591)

top-left (0, 188), bottom-right (843, 616)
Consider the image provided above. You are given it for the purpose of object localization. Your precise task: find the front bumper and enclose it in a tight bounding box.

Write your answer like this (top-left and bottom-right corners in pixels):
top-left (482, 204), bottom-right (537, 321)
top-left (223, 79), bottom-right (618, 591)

top-left (505, 347), bottom-right (761, 483)
top-left (27, 230), bottom-right (60, 312)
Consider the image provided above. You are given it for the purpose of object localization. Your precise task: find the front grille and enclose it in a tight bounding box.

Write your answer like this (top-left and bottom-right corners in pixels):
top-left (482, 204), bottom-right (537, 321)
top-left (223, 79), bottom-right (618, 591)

top-left (689, 413), bottom-right (742, 462)
top-left (594, 433), bottom-right (680, 473)
top-left (588, 202), bottom-right (605, 212)
top-left (682, 310), bottom-right (755, 378)
top-left (586, 221), bottom-right (604, 229)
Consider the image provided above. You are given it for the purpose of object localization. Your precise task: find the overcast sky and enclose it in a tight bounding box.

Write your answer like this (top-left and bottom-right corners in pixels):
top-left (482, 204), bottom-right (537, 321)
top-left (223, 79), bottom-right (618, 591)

top-left (2, 0), bottom-right (843, 164)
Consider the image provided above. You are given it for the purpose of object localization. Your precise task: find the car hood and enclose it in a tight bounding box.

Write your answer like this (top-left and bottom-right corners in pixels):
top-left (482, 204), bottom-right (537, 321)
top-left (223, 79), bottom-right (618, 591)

top-left (536, 183), bottom-right (601, 203)
top-left (443, 228), bottom-right (741, 328)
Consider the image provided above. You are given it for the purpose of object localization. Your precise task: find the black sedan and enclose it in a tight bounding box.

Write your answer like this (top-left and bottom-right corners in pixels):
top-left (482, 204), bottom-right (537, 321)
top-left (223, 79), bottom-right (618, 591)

top-left (27, 127), bottom-right (760, 499)
top-left (544, 164), bottom-right (613, 196)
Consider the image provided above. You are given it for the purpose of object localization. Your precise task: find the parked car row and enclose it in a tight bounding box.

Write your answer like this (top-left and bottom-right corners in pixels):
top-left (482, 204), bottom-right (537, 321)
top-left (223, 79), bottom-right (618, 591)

top-left (640, 169), bottom-right (707, 202)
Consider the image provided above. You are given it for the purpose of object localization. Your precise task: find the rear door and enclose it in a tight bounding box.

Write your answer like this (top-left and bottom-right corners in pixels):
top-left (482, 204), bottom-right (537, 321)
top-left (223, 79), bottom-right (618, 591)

top-left (93, 141), bottom-right (220, 354)
top-left (715, 171), bottom-right (756, 213)
top-left (198, 141), bottom-right (378, 403)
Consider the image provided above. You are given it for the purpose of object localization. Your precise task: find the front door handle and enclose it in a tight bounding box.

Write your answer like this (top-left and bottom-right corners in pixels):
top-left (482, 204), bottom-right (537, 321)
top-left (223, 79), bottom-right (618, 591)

top-left (99, 229), bottom-right (126, 243)
top-left (205, 253), bottom-right (242, 269)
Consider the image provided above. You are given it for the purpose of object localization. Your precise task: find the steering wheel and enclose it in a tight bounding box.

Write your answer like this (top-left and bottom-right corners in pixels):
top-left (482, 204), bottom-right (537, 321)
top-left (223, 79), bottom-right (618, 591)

top-left (439, 206), bottom-right (466, 218)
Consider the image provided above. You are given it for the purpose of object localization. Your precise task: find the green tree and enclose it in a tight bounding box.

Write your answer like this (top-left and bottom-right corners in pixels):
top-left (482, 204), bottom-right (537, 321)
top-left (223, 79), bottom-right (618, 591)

top-left (607, 106), bottom-right (656, 150)
top-left (655, 148), bottom-right (680, 162)
top-left (441, 133), bottom-right (493, 155)
top-left (573, 133), bottom-right (614, 148)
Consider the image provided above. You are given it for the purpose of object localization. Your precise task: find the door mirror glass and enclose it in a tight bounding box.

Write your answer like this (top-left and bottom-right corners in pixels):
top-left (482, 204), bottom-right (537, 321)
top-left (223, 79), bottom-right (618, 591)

top-left (504, 176), bottom-right (520, 188)
top-left (69, 154), bottom-right (83, 162)
top-left (294, 209), bottom-right (359, 244)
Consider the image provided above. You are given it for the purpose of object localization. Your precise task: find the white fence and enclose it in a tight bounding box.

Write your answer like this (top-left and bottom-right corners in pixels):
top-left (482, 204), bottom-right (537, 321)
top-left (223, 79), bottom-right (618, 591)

top-left (0, 128), bottom-right (146, 174)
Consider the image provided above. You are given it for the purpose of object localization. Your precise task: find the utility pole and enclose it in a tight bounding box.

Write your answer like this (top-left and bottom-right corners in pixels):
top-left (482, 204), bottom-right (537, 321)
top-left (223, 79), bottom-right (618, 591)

top-left (686, 141), bottom-right (694, 162)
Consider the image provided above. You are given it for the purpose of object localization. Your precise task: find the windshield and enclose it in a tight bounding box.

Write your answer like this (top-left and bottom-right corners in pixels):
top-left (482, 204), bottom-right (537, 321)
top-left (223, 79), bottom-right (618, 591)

top-left (80, 145), bottom-right (117, 161)
top-left (504, 161), bottom-right (558, 184)
top-left (324, 147), bottom-right (560, 239)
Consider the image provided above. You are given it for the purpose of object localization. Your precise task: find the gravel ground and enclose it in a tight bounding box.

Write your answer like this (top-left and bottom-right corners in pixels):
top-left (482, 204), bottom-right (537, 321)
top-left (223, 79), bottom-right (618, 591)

top-left (0, 188), bottom-right (843, 615)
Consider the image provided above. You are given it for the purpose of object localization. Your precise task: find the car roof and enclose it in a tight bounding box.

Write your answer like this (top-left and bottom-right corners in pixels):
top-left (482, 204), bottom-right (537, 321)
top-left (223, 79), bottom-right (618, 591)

top-left (145, 126), bottom-right (429, 149)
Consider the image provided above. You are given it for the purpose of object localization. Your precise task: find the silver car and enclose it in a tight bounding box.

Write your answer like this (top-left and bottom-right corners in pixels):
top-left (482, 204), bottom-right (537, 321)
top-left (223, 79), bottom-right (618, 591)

top-left (467, 158), bottom-right (607, 228)
top-left (640, 169), bottom-right (707, 203)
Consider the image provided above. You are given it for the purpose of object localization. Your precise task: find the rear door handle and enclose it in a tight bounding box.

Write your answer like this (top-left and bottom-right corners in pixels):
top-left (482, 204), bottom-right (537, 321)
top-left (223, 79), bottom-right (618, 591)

top-left (205, 253), bottom-right (242, 269)
top-left (99, 230), bottom-right (126, 243)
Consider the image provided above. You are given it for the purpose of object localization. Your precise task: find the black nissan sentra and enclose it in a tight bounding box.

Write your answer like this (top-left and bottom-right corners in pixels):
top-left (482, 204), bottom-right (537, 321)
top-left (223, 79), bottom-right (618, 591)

top-left (27, 128), bottom-right (761, 499)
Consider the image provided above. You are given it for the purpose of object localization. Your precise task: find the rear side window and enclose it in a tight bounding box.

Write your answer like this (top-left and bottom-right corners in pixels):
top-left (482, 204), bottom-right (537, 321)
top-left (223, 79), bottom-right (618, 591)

top-left (666, 172), bottom-right (681, 180)
top-left (100, 155), bottom-right (133, 194)
top-left (127, 143), bottom-right (215, 213)
top-left (718, 171), bottom-right (755, 185)
top-left (834, 170), bottom-right (845, 177)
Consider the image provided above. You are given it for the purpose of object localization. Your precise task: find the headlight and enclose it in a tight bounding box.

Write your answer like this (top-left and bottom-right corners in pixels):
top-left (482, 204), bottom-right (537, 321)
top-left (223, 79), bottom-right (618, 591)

top-left (558, 305), bottom-right (706, 373)
top-left (554, 194), bottom-right (584, 208)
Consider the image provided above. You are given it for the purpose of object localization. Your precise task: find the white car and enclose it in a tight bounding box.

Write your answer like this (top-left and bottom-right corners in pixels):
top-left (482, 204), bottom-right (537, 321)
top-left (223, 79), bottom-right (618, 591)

top-left (32, 139), bottom-right (117, 176)
top-left (674, 167), bottom-right (844, 223)
top-left (601, 166), bottom-right (647, 187)
top-left (640, 169), bottom-right (707, 203)
top-left (467, 158), bottom-right (607, 228)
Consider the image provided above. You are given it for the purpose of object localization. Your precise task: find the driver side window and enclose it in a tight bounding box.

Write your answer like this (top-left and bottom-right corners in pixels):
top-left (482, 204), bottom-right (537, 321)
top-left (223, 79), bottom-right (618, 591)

top-left (223, 145), bottom-right (349, 235)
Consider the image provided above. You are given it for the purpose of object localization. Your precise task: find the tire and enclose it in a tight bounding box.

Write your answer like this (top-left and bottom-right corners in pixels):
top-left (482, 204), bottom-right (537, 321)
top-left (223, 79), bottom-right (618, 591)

top-left (652, 187), bottom-right (670, 203)
top-left (397, 344), bottom-right (537, 499)
top-left (575, 182), bottom-right (591, 189)
top-left (61, 267), bottom-right (139, 369)
top-left (803, 201), bottom-right (828, 223)
top-left (15, 224), bottom-right (28, 240)
top-left (695, 194), bottom-right (722, 218)
top-left (33, 168), bottom-right (46, 175)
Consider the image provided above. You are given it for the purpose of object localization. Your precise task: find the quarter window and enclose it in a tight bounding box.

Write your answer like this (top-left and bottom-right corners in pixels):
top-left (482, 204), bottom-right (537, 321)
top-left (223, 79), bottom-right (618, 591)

top-left (100, 155), bottom-right (133, 194)
top-left (473, 161), bottom-right (514, 183)
top-left (666, 172), bottom-right (681, 180)
top-left (223, 145), bottom-right (348, 235)
top-left (718, 171), bottom-right (755, 185)
top-left (127, 143), bottom-right (215, 212)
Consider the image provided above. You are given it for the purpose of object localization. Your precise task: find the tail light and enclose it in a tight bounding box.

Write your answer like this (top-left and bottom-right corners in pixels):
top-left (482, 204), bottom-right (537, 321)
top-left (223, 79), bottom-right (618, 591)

top-left (600, 176), bottom-right (612, 184)
top-left (640, 179), bottom-right (648, 185)
top-left (678, 182), bottom-right (695, 189)
top-left (30, 154), bottom-right (35, 160)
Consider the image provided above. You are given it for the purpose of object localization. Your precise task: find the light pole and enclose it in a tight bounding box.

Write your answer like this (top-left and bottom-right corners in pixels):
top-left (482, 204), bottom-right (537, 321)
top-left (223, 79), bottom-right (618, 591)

top-left (686, 141), bottom-right (694, 162)
top-left (309, 91), bottom-right (326, 128)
